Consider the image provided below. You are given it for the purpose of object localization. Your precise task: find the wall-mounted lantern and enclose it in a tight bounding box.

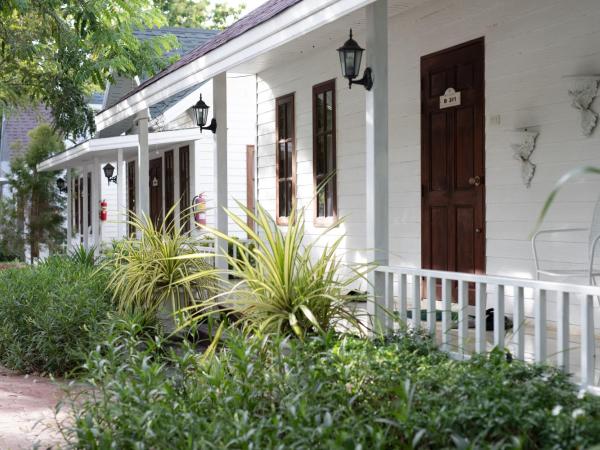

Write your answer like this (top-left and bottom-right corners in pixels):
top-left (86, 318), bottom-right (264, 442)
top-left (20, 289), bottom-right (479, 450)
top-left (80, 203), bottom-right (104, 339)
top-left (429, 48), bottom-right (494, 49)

top-left (56, 177), bottom-right (67, 193)
top-left (103, 163), bottom-right (117, 185)
top-left (337, 29), bottom-right (372, 90)
top-left (192, 94), bottom-right (217, 134)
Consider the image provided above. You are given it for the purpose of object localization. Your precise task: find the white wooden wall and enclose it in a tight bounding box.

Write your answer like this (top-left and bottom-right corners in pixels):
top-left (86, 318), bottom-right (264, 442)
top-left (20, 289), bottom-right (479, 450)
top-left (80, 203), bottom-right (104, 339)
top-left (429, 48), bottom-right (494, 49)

top-left (256, 0), bottom-right (600, 325)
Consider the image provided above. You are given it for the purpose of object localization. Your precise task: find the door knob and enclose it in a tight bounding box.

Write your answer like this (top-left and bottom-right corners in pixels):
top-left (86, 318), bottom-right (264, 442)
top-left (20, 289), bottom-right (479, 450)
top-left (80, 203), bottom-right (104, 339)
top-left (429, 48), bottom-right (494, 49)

top-left (475, 228), bottom-right (482, 233)
top-left (468, 176), bottom-right (481, 187)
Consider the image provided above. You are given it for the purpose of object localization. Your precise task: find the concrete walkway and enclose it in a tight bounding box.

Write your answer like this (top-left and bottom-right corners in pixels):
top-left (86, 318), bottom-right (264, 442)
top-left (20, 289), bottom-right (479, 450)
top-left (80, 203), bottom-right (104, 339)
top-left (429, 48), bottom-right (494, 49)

top-left (0, 367), bottom-right (68, 449)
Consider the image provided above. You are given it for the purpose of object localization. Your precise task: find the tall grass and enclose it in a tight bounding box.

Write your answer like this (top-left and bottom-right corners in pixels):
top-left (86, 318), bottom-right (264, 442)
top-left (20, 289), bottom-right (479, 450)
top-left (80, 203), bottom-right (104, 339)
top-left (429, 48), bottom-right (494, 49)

top-left (179, 202), bottom-right (373, 339)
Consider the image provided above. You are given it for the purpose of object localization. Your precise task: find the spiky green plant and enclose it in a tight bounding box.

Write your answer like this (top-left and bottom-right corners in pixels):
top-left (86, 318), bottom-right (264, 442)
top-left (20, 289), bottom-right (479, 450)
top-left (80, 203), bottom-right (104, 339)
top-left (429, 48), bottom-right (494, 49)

top-left (103, 206), bottom-right (217, 328)
top-left (179, 202), bottom-right (374, 339)
top-left (69, 243), bottom-right (97, 267)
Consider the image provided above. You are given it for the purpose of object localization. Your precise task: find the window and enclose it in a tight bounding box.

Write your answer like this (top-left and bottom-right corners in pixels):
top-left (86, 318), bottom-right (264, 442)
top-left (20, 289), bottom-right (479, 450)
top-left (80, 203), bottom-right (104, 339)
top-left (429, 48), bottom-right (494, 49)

top-left (312, 79), bottom-right (337, 225)
top-left (179, 146), bottom-right (190, 232)
top-left (276, 94), bottom-right (295, 224)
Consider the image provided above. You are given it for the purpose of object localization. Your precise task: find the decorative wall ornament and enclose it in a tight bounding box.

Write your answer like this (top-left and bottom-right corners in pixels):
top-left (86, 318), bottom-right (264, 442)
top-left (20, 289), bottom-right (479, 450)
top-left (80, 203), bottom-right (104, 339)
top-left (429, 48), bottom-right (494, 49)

top-left (564, 75), bottom-right (600, 136)
top-left (507, 130), bottom-right (539, 188)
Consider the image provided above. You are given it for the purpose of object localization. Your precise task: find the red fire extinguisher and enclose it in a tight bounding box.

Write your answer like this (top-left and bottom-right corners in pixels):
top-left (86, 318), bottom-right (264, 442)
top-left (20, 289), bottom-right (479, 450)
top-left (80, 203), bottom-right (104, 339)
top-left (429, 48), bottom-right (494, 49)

top-left (99, 199), bottom-right (108, 222)
top-left (192, 193), bottom-right (207, 226)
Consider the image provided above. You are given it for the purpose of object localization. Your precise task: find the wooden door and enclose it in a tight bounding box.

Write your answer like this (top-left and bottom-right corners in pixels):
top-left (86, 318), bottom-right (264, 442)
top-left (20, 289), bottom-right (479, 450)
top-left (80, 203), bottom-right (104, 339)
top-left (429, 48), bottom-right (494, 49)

top-left (421, 38), bottom-right (485, 279)
top-left (164, 150), bottom-right (174, 228)
top-left (179, 146), bottom-right (190, 232)
top-left (127, 161), bottom-right (136, 236)
top-left (149, 157), bottom-right (163, 228)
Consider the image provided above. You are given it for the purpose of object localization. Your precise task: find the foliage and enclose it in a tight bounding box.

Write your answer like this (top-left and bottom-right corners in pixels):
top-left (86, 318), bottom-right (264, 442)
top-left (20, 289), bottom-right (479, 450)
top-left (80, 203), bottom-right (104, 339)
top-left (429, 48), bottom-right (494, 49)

top-left (66, 330), bottom-right (600, 449)
top-left (0, 0), bottom-right (177, 139)
top-left (0, 257), bottom-right (113, 375)
top-left (181, 203), bottom-right (372, 340)
top-left (7, 124), bottom-right (66, 262)
top-left (156, 0), bottom-right (245, 29)
top-left (0, 197), bottom-right (24, 261)
top-left (68, 244), bottom-right (98, 267)
top-left (103, 207), bottom-right (216, 328)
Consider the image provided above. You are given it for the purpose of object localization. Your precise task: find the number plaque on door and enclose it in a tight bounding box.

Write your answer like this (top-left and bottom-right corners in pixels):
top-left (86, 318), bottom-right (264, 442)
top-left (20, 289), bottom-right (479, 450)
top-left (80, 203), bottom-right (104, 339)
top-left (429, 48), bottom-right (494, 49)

top-left (439, 87), bottom-right (461, 109)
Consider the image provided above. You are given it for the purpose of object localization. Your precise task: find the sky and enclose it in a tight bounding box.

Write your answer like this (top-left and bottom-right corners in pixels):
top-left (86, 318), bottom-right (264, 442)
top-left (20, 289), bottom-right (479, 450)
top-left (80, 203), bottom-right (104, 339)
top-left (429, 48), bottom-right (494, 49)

top-left (217, 0), bottom-right (268, 17)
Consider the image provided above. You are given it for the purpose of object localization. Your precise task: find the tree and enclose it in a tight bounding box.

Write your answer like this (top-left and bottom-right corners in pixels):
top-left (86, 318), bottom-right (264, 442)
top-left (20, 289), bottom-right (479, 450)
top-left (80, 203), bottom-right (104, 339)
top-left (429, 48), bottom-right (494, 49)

top-left (0, 1), bottom-right (178, 140)
top-left (156, 0), bottom-right (245, 29)
top-left (6, 125), bottom-right (66, 263)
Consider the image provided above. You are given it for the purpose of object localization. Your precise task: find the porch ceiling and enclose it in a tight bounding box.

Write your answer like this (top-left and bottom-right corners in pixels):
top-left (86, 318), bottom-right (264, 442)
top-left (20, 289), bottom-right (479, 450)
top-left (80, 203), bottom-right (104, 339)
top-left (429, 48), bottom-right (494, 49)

top-left (37, 128), bottom-right (203, 172)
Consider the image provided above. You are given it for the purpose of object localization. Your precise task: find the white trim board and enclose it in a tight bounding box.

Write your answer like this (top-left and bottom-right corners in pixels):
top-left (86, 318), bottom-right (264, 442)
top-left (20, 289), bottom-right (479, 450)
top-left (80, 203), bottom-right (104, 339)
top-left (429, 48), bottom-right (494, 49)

top-left (38, 128), bottom-right (204, 171)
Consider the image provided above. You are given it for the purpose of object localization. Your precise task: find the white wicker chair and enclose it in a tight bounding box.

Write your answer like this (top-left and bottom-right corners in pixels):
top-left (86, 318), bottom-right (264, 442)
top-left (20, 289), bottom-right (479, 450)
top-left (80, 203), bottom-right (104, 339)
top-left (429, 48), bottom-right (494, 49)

top-left (532, 198), bottom-right (600, 286)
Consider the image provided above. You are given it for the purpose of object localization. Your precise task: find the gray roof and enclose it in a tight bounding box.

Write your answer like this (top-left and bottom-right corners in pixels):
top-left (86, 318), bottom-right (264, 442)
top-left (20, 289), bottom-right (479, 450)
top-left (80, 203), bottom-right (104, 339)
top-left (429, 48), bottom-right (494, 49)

top-left (113, 0), bottom-right (302, 108)
top-left (100, 28), bottom-right (216, 133)
top-left (0, 107), bottom-right (53, 163)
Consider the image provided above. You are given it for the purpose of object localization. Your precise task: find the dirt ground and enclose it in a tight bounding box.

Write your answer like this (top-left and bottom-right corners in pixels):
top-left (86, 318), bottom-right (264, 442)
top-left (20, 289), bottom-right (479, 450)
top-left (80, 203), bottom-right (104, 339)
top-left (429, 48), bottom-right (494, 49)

top-left (0, 367), bottom-right (68, 449)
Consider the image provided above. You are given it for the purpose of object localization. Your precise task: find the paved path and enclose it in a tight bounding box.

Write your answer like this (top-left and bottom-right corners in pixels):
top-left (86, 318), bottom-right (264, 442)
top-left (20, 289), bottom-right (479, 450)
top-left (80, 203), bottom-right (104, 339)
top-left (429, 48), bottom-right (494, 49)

top-left (0, 368), bottom-right (68, 449)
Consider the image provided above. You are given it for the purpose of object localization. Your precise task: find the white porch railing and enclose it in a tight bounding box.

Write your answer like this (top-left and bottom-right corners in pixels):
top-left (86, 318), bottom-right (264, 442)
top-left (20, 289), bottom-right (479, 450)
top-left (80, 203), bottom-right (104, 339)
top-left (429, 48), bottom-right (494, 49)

top-left (374, 266), bottom-right (600, 389)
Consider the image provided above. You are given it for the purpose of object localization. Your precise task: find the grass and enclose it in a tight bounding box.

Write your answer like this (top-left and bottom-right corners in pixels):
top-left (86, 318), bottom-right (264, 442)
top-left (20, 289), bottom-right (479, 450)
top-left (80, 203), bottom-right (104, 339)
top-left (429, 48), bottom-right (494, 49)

top-left (66, 325), bottom-right (600, 449)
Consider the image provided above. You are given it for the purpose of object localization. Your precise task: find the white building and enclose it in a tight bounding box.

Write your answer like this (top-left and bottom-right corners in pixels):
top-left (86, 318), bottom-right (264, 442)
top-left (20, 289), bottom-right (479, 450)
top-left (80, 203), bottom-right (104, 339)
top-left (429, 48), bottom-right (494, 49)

top-left (39, 0), bottom-right (600, 384)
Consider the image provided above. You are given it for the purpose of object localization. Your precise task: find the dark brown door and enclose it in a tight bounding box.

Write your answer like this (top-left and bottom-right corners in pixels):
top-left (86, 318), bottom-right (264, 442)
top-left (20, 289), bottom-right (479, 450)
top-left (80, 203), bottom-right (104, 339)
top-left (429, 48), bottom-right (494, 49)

top-left (127, 161), bottom-right (136, 236)
top-left (421, 38), bottom-right (485, 279)
top-left (179, 146), bottom-right (190, 232)
top-left (164, 150), bottom-right (174, 228)
top-left (149, 157), bottom-right (163, 228)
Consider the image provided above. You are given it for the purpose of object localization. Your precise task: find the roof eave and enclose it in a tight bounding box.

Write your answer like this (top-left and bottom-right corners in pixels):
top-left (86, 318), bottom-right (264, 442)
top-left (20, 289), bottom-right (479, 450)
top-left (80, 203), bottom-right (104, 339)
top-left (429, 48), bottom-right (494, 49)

top-left (95, 0), bottom-right (373, 132)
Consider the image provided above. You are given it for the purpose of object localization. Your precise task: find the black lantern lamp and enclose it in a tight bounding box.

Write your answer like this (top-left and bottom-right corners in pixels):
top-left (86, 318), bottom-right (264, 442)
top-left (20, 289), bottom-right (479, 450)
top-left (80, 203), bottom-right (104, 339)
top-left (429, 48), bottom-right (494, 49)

top-left (56, 177), bottom-right (67, 193)
top-left (103, 163), bottom-right (117, 185)
top-left (337, 29), bottom-right (372, 90)
top-left (192, 94), bottom-right (217, 134)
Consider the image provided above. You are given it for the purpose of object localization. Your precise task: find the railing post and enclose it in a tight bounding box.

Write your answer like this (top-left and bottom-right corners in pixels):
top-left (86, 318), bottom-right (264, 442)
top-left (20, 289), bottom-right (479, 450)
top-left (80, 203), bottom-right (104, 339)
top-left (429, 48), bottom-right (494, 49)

top-left (557, 291), bottom-right (569, 371)
top-left (475, 282), bottom-right (487, 353)
top-left (412, 274), bottom-right (420, 329)
top-left (399, 273), bottom-right (407, 325)
top-left (513, 286), bottom-right (525, 360)
top-left (384, 271), bottom-right (395, 331)
top-left (441, 278), bottom-right (452, 351)
top-left (494, 285), bottom-right (505, 350)
top-left (581, 294), bottom-right (595, 387)
top-left (458, 280), bottom-right (468, 354)
top-left (535, 289), bottom-right (547, 363)
top-left (427, 276), bottom-right (436, 336)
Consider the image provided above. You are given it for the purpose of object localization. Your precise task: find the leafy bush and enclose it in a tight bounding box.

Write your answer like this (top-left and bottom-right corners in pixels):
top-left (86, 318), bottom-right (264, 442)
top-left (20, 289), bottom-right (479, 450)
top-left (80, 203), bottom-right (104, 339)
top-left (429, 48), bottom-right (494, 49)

top-left (103, 208), bottom-right (216, 328)
top-left (0, 257), bottom-right (113, 375)
top-left (182, 203), bottom-right (372, 339)
top-left (67, 330), bottom-right (600, 449)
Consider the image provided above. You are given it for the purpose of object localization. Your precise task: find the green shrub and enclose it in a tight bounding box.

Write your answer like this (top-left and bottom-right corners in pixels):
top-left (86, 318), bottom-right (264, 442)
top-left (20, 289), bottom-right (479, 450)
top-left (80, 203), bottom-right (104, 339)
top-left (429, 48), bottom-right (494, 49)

top-left (181, 202), bottom-right (372, 339)
top-left (67, 330), bottom-right (600, 449)
top-left (0, 257), bottom-right (113, 375)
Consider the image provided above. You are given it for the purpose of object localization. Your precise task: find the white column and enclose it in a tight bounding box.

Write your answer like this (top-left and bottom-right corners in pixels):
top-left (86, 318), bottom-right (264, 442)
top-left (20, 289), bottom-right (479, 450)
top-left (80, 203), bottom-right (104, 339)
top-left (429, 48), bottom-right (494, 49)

top-left (137, 110), bottom-right (150, 219)
top-left (91, 158), bottom-right (101, 252)
top-left (66, 170), bottom-right (72, 252)
top-left (82, 167), bottom-right (89, 250)
top-left (116, 149), bottom-right (126, 238)
top-left (213, 73), bottom-right (228, 271)
top-left (365, 0), bottom-right (389, 330)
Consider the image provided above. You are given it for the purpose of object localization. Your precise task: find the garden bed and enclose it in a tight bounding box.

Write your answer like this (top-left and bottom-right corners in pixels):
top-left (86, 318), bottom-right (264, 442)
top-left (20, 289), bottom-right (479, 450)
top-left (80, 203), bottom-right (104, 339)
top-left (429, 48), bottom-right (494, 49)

top-left (66, 327), bottom-right (600, 449)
